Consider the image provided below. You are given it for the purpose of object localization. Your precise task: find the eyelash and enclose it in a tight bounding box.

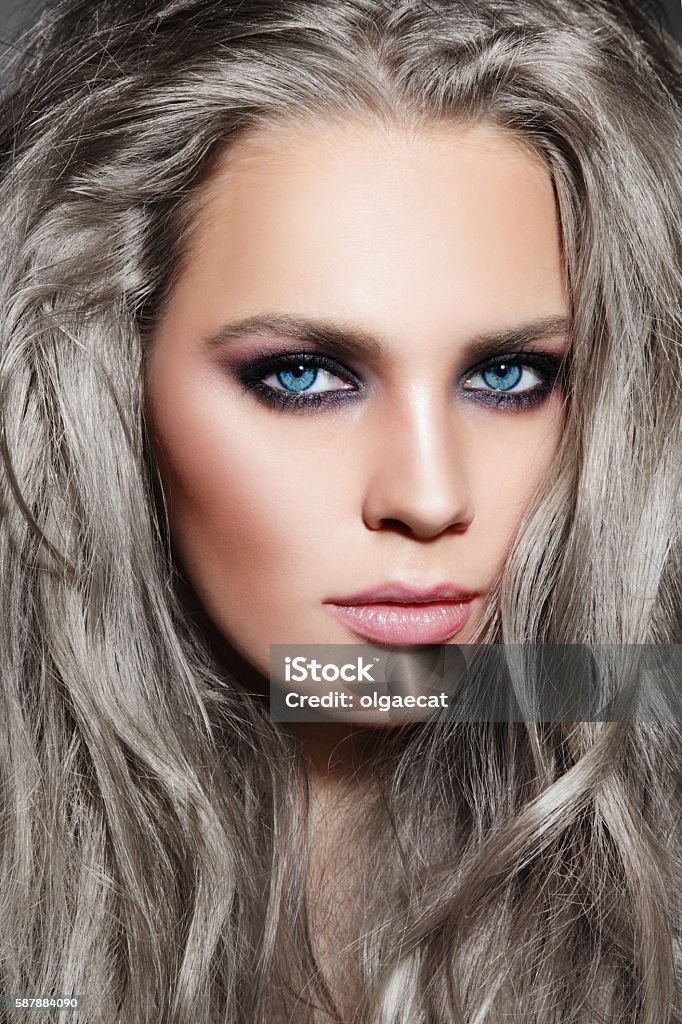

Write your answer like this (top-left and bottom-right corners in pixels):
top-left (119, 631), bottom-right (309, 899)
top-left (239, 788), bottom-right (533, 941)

top-left (235, 350), bottom-right (567, 412)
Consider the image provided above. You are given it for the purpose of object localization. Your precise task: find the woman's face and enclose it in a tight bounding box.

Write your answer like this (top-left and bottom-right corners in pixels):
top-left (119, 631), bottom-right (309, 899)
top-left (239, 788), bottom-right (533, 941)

top-left (145, 117), bottom-right (569, 679)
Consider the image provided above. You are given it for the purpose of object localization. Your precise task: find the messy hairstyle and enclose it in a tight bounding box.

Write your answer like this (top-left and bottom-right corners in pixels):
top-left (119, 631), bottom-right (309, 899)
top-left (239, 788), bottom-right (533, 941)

top-left (0, 0), bottom-right (680, 1021)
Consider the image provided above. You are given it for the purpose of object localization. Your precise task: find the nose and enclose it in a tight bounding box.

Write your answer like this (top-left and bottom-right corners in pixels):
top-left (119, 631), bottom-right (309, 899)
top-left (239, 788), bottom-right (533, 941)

top-left (362, 389), bottom-right (474, 539)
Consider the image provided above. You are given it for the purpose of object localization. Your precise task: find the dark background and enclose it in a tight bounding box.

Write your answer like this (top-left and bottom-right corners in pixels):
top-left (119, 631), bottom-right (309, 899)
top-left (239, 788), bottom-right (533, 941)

top-left (0, 0), bottom-right (680, 53)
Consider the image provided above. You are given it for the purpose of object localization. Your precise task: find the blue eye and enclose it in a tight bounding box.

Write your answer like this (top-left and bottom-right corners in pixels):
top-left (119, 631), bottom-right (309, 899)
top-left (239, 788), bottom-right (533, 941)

top-left (275, 366), bottom-right (318, 392)
top-left (264, 362), bottom-right (352, 395)
top-left (237, 351), bottom-right (361, 410)
top-left (466, 362), bottom-right (541, 393)
top-left (481, 364), bottom-right (522, 390)
top-left (462, 354), bottom-right (561, 408)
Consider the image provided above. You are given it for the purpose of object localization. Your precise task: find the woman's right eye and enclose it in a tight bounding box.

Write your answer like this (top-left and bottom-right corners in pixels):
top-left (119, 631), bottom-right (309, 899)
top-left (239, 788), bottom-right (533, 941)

top-left (261, 361), bottom-right (354, 395)
top-left (236, 351), bottom-right (362, 411)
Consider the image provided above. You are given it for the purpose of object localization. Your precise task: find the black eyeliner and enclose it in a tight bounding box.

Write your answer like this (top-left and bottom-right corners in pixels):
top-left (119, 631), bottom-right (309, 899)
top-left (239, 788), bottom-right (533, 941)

top-left (235, 349), bottom-right (361, 384)
top-left (233, 349), bottom-right (363, 413)
top-left (460, 350), bottom-right (568, 409)
top-left (228, 346), bottom-right (569, 412)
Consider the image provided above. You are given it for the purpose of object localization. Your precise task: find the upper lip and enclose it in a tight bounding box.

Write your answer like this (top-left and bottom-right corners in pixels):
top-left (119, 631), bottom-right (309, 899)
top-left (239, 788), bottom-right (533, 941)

top-left (326, 582), bottom-right (478, 605)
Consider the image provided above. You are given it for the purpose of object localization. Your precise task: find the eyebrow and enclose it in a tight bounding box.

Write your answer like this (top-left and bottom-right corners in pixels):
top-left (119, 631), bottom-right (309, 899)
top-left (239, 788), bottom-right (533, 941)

top-left (204, 312), bottom-right (571, 364)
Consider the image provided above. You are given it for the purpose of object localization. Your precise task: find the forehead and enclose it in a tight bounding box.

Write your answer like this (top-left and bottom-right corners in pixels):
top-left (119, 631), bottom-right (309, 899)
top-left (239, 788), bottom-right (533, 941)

top-left (167, 116), bottom-right (565, 350)
top-left (193, 113), bottom-right (554, 220)
top-left (192, 114), bottom-right (555, 231)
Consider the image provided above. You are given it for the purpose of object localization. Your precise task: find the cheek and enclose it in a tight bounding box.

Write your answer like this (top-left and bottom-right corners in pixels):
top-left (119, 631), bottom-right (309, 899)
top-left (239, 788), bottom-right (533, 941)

top-left (464, 398), bottom-right (564, 564)
top-left (147, 375), bottom-right (351, 612)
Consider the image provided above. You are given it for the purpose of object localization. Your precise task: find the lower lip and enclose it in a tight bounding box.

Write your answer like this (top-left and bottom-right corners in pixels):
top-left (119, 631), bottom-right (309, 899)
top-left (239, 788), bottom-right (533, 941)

top-left (325, 601), bottom-right (473, 644)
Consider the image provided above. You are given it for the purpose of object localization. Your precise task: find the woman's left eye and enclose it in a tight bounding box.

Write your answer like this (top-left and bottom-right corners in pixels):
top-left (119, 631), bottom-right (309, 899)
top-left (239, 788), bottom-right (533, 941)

top-left (465, 361), bottom-right (541, 393)
top-left (461, 354), bottom-right (563, 408)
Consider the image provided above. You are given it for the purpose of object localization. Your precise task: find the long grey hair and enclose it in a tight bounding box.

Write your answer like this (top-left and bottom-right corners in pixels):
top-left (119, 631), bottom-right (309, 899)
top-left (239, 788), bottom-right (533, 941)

top-left (0, 0), bottom-right (680, 1021)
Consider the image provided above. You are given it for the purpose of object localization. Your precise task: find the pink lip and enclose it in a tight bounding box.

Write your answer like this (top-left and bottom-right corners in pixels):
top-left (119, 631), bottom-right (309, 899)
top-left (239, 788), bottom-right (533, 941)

top-left (328, 581), bottom-right (478, 604)
top-left (324, 582), bottom-right (477, 644)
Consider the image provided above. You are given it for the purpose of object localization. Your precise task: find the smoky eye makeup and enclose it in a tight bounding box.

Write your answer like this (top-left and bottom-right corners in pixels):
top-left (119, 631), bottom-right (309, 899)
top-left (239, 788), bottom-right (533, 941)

top-left (461, 350), bottom-right (569, 409)
top-left (222, 344), bottom-right (569, 414)
top-left (232, 349), bottom-right (365, 411)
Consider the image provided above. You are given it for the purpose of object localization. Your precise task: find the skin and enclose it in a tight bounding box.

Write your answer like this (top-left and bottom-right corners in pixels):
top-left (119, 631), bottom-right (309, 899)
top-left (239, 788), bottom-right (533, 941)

top-left (145, 117), bottom-right (569, 730)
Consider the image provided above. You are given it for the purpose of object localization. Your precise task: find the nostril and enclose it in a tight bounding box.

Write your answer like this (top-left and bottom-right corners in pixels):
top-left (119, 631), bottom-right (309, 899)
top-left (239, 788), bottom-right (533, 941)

top-left (371, 518), bottom-right (469, 538)
top-left (379, 518), bottom-right (415, 536)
